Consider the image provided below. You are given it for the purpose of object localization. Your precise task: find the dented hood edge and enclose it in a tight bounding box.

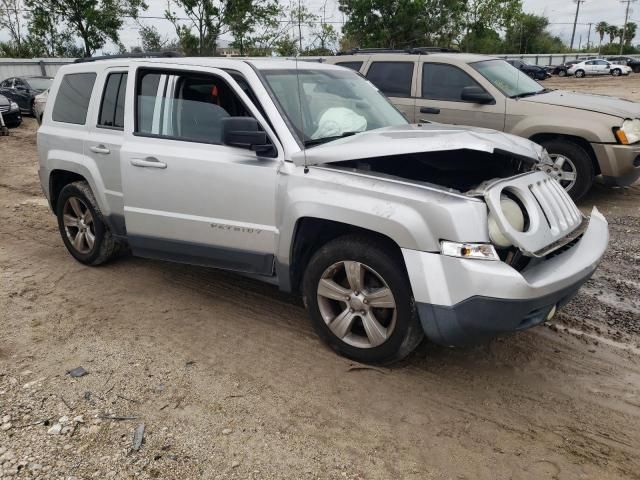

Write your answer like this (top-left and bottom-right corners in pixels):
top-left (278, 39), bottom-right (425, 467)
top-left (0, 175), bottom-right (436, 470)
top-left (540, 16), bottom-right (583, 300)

top-left (291, 124), bottom-right (544, 167)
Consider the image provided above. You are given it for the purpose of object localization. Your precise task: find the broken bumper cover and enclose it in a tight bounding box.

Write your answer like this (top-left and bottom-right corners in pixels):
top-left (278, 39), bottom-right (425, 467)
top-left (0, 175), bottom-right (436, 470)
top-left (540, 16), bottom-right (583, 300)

top-left (403, 207), bottom-right (608, 346)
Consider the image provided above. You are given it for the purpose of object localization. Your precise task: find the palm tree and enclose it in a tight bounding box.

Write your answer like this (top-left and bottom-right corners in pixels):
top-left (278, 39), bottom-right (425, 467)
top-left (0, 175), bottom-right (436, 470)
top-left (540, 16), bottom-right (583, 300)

top-left (607, 24), bottom-right (619, 44)
top-left (624, 22), bottom-right (637, 46)
top-left (618, 27), bottom-right (625, 46)
top-left (595, 21), bottom-right (608, 53)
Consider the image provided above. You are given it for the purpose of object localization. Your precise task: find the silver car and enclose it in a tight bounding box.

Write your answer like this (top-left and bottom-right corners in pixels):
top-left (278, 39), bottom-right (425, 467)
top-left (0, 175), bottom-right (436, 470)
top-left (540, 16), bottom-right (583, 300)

top-left (37, 57), bottom-right (608, 364)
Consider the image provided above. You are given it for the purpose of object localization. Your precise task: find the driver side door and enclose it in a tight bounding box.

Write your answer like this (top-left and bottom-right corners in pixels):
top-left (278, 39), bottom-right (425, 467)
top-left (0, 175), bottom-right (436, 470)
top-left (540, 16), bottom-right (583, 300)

top-left (120, 64), bottom-right (282, 274)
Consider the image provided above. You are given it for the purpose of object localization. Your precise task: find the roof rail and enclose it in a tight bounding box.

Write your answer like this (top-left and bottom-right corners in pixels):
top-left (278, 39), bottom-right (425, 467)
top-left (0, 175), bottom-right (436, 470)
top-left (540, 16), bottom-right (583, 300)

top-left (337, 47), bottom-right (459, 56)
top-left (74, 51), bottom-right (183, 63)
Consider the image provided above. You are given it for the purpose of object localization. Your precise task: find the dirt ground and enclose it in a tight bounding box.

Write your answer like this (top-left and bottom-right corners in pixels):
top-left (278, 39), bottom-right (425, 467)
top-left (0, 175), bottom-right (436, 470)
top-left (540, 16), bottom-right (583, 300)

top-left (0, 75), bottom-right (639, 480)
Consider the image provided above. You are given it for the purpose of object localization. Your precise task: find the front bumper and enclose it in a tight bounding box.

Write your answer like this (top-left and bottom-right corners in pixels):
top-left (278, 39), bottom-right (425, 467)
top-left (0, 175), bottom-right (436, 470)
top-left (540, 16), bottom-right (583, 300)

top-left (1, 109), bottom-right (21, 127)
top-left (403, 208), bottom-right (608, 346)
top-left (592, 142), bottom-right (640, 186)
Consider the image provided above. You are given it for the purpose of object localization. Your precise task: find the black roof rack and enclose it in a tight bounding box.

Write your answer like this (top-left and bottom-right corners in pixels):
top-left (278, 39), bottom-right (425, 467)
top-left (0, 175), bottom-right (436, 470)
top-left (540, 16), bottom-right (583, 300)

top-left (337, 47), bottom-right (459, 56)
top-left (74, 51), bottom-right (183, 63)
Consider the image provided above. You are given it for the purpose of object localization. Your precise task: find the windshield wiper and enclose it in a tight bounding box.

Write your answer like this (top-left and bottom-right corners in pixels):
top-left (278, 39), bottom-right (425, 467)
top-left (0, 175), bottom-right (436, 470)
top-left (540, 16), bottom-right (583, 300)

top-left (511, 88), bottom-right (553, 99)
top-left (303, 131), bottom-right (359, 148)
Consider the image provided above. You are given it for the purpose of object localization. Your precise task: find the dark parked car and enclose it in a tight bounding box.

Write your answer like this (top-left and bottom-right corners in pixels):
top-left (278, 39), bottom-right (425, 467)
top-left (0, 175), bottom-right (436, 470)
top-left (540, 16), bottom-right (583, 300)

top-left (506, 59), bottom-right (551, 80)
top-left (0, 76), bottom-right (53, 116)
top-left (607, 56), bottom-right (640, 73)
top-left (550, 60), bottom-right (580, 77)
top-left (0, 93), bottom-right (22, 127)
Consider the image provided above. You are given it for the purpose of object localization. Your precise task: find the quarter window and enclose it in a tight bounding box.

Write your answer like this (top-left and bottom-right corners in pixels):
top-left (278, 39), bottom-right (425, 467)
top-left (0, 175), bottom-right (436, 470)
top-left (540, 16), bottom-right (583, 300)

top-left (365, 62), bottom-right (413, 97)
top-left (421, 63), bottom-right (483, 102)
top-left (135, 69), bottom-right (252, 144)
top-left (52, 73), bottom-right (96, 125)
top-left (98, 72), bottom-right (127, 129)
top-left (336, 61), bottom-right (363, 72)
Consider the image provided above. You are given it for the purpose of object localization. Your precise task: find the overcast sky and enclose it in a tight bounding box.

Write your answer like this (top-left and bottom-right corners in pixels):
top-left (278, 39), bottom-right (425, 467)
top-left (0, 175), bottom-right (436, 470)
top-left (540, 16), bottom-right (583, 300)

top-left (0, 0), bottom-right (636, 52)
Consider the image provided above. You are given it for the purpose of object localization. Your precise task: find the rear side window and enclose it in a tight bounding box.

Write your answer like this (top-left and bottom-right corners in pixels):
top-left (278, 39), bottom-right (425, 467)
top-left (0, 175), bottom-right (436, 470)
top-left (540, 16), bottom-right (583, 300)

top-left (421, 63), bottom-right (482, 102)
top-left (366, 62), bottom-right (413, 97)
top-left (336, 61), bottom-right (363, 72)
top-left (52, 73), bottom-right (96, 125)
top-left (98, 72), bottom-right (128, 129)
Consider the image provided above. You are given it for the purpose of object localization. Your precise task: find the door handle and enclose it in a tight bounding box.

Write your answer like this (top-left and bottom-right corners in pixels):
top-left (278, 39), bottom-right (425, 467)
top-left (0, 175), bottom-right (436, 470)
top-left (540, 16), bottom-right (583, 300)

top-left (90, 145), bottom-right (110, 154)
top-left (420, 107), bottom-right (440, 114)
top-left (130, 157), bottom-right (167, 169)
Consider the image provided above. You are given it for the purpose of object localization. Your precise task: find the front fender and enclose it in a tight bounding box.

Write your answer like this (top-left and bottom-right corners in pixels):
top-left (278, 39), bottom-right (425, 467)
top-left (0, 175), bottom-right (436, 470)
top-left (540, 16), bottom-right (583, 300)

top-left (275, 166), bottom-right (490, 265)
top-left (508, 112), bottom-right (618, 144)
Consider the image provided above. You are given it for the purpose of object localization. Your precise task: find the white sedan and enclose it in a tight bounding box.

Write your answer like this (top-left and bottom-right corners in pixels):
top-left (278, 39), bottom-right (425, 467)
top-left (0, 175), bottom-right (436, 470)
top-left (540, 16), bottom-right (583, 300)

top-left (568, 59), bottom-right (632, 78)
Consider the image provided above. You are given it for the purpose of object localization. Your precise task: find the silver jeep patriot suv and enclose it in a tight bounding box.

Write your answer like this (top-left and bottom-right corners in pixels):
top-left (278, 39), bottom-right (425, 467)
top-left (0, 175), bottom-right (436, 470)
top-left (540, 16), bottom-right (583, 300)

top-left (38, 57), bottom-right (609, 364)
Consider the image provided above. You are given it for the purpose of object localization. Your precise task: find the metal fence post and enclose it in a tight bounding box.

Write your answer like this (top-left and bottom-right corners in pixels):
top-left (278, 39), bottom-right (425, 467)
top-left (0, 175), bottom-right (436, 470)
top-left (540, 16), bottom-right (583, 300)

top-left (39, 60), bottom-right (47, 76)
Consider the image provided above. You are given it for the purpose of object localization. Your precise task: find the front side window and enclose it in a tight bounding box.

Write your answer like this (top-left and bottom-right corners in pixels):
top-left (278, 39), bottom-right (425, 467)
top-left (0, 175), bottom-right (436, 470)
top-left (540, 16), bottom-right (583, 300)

top-left (261, 68), bottom-right (407, 147)
top-left (52, 73), bottom-right (96, 125)
top-left (365, 62), bottom-right (413, 97)
top-left (472, 59), bottom-right (543, 98)
top-left (135, 69), bottom-right (251, 144)
top-left (421, 63), bottom-right (483, 101)
top-left (98, 72), bottom-right (127, 129)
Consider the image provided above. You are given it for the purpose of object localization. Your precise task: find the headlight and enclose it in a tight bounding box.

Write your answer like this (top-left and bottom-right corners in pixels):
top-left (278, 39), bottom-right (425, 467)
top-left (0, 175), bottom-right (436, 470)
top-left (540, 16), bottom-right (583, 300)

top-left (9, 101), bottom-right (18, 111)
top-left (488, 195), bottom-right (526, 248)
top-left (440, 241), bottom-right (499, 261)
top-left (615, 119), bottom-right (640, 144)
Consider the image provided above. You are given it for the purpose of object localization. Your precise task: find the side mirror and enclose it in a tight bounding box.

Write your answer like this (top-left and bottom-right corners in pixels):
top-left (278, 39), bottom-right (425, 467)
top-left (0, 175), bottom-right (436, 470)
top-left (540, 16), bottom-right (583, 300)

top-left (221, 117), bottom-right (273, 155)
top-left (461, 86), bottom-right (495, 105)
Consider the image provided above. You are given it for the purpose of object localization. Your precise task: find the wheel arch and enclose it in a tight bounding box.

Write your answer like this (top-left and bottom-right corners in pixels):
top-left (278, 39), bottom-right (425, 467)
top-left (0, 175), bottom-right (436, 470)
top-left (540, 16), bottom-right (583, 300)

top-left (529, 132), bottom-right (601, 175)
top-left (49, 169), bottom-right (87, 212)
top-left (282, 217), bottom-right (407, 294)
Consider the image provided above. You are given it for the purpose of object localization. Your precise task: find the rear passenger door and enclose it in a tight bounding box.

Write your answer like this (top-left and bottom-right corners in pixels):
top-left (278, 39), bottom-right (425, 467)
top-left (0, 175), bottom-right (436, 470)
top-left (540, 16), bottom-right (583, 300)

top-left (363, 61), bottom-right (417, 121)
top-left (120, 64), bottom-right (282, 275)
top-left (86, 68), bottom-right (128, 234)
top-left (415, 62), bottom-right (505, 131)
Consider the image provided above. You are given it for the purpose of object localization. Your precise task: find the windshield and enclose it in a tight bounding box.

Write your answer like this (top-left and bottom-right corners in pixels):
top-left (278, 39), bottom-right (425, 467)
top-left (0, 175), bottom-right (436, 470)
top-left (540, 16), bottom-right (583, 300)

top-left (472, 60), bottom-right (544, 98)
top-left (27, 78), bottom-right (52, 90)
top-left (261, 68), bottom-right (407, 147)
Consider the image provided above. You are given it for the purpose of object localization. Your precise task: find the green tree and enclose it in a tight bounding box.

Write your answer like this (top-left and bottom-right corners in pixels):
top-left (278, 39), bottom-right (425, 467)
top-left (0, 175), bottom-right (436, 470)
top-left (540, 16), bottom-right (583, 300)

top-left (462, 0), bottom-right (521, 51)
top-left (504, 13), bottom-right (564, 54)
top-left (607, 24), bottom-right (618, 44)
top-left (24, 1), bottom-right (84, 57)
top-left (224, 0), bottom-right (280, 55)
top-left (32, 0), bottom-right (147, 57)
top-left (624, 22), bottom-right (636, 45)
top-left (165, 0), bottom-right (226, 56)
top-left (0, 0), bottom-right (27, 55)
top-left (595, 21), bottom-right (608, 53)
top-left (311, 22), bottom-right (339, 54)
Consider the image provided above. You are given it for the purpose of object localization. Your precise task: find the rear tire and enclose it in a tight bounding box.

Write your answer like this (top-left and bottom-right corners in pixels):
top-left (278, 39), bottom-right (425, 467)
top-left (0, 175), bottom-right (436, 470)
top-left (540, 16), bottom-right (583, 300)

top-left (540, 139), bottom-right (595, 201)
top-left (558, 69), bottom-right (567, 77)
top-left (575, 69), bottom-right (585, 78)
top-left (56, 181), bottom-right (120, 266)
top-left (612, 68), bottom-right (621, 76)
top-left (303, 234), bottom-right (424, 365)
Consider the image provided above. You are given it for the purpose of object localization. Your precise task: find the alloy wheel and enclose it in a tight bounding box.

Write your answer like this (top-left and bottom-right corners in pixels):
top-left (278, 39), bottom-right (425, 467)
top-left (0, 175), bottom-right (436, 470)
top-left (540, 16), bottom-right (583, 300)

top-left (316, 260), bottom-right (397, 349)
top-left (544, 154), bottom-right (578, 192)
top-left (62, 197), bottom-right (96, 254)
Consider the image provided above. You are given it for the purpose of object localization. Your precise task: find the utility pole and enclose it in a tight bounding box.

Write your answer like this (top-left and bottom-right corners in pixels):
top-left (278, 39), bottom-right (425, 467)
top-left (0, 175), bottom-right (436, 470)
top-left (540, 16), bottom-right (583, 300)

top-left (586, 22), bottom-right (593, 51)
top-left (570, 0), bottom-right (586, 50)
top-left (620, 0), bottom-right (637, 55)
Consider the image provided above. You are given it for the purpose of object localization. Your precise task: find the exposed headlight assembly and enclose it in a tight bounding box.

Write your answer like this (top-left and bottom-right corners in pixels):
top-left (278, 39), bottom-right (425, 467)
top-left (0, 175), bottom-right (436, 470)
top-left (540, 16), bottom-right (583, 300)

top-left (9, 101), bottom-right (18, 111)
top-left (441, 241), bottom-right (499, 261)
top-left (615, 119), bottom-right (640, 144)
top-left (488, 195), bottom-right (526, 248)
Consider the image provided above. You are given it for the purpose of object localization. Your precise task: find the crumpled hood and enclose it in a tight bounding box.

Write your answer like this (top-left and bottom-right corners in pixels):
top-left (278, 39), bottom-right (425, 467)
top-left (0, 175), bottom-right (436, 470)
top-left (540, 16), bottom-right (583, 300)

top-left (521, 90), bottom-right (640, 119)
top-left (292, 123), bottom-right (544, 166)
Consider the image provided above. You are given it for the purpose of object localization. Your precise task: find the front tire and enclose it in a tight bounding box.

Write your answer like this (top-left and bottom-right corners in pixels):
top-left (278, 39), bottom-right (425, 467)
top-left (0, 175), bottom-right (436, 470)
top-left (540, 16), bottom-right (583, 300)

top-left (575, 69), bottom-right (585, 78)
top-left (56, 181), bottom-right (119, 265)
top-left (540, 139), bottom-right (595, 201)
top-left (303, 235), bottom-right (424, 365)
top-left (612, 68), bottom-right (621, 76)
top-left (558, 69), bottom-right (567, 77)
